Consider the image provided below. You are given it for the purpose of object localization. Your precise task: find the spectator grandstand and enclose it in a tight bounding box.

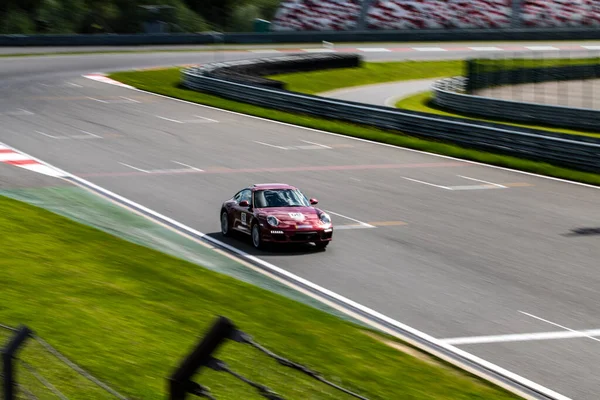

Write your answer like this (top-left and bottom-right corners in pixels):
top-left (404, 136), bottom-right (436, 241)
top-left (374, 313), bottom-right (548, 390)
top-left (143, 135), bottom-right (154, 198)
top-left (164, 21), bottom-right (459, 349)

top-left (520, 0), bottom-right (600, 27)
top-left (271, 0), bottom-right (362, 31)
top-left (270, 0), bottom-right (600, 31)
top-left (366, 0), bottom-right (511, 30)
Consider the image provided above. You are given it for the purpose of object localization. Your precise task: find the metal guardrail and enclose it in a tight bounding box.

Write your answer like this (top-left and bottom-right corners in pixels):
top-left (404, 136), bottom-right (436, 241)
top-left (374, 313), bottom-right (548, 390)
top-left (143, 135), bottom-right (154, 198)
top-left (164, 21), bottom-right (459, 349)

top-left (181, 62), bottom-right (600, 174)
top-left (5, 26), bottom-right (600, 46)
top-left (432, 77), bottom-right (600, 132)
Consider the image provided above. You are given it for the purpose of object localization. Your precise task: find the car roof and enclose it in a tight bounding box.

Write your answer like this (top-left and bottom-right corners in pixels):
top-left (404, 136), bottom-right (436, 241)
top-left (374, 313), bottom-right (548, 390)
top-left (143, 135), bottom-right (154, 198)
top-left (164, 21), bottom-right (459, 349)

top-left (249, 183), bottom-right (296, 190)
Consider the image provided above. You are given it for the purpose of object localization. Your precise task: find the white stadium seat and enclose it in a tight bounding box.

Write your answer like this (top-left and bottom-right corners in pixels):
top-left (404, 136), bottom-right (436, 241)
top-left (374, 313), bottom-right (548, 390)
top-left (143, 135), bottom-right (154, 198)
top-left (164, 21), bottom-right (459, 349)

top-left (270, 0), bottom-right (600, 31)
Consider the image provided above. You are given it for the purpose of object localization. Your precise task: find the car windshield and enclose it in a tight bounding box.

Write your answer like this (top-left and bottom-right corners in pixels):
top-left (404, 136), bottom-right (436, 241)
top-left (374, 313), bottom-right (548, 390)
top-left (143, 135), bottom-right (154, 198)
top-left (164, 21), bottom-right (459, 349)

top-left (254, 189), bottom-right (310, 208)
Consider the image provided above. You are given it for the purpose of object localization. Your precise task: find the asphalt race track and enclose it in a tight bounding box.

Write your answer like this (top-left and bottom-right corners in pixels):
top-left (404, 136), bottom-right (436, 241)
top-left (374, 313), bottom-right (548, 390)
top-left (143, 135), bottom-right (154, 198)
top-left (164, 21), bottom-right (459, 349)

top-left (2, 44), bottom-right (600, 399)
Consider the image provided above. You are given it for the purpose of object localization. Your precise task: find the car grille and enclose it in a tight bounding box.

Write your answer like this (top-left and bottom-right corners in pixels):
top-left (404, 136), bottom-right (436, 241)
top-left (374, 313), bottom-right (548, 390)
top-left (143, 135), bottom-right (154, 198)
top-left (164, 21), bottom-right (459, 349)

top-left (290, 232), bottom-right (319, 242)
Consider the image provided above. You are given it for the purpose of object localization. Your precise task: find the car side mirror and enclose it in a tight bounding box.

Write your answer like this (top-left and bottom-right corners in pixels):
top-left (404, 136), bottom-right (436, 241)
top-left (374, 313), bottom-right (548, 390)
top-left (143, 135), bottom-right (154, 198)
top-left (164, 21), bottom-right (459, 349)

top-left (239, 200), bottom-right (249, 207)
top-left (309, 198), bottom-right (318, 205)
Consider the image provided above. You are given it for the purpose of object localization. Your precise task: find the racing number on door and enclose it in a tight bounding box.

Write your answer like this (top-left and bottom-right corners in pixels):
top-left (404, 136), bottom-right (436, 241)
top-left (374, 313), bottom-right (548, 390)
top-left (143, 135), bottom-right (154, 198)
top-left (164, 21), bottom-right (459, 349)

top-left (241, 212), bottom-right (247, 225)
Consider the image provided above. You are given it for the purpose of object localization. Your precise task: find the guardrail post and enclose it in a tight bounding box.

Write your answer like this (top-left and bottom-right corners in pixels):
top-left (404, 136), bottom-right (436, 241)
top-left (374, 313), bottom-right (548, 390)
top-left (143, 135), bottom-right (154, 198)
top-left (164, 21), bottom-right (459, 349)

top-left (2, 325), bottom-right (33, 400)
top-left (168, 316), bottom-right (236, 400)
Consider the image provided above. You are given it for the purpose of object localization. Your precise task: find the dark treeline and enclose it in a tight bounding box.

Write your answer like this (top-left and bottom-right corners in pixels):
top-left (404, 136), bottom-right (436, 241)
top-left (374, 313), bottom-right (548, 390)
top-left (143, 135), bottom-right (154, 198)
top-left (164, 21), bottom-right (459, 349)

top-left (0, 0), bottom-right (280, 34)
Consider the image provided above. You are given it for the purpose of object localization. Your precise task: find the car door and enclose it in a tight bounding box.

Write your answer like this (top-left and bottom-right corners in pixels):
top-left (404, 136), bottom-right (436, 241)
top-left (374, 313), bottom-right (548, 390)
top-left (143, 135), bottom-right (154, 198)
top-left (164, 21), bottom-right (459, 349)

top-left (232, 189), bottom-right (252, 234)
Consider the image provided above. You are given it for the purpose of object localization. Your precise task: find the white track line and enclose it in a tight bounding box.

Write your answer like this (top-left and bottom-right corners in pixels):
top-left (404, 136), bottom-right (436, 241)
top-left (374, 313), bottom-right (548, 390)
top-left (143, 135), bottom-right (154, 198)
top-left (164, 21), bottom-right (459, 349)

top-left (157, 116), bottom-right (183, 123)
top-left (412, 47), bottom-right (447, 52)
top-left (520, 311), bottom-right (600, 344)
top-left (325, 210), bottom-right (375, 228)
top-left (442, 328), bottom-right (600, 345)
top-left (119, 162), bottom-right (149, 173)
top-left (253, 141), bottom-right (289, 150)
top-left (469, 47), bottom-right (503, 51)
top-left (36, 130), bottom-right (68, 139)
top-left (171, 161), bottom-right (204, 171)
top-left (458, 175), bottom-right (507, 188)
top-left (300, 140), bottom-right (332, 149)
top-left (0, 138), bottom-right (571, 400)
top-left (525, 46), bottom-right (559, 51)
top-left (403, 177), bottom-right (453, 190)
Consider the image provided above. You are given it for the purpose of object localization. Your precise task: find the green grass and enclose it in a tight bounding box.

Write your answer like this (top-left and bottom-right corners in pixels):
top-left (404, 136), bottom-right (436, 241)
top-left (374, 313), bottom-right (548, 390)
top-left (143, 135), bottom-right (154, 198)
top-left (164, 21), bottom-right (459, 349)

top-left (268, 60), bottom-right (462, 94)
top-left (395, 91), bottom-right (600, 138)
top-left (108, 67), bottom-right (600, 186)
top-left (0, 193), bottom-right (521, 400)
top-left (471, 56), bottom-right (600, 71)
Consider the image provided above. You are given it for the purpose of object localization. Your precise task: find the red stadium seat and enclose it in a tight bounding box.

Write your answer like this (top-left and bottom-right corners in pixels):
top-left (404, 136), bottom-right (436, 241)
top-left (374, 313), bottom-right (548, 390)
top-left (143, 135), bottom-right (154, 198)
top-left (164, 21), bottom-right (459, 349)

top-left (270, 0), bottom-right (600, 31)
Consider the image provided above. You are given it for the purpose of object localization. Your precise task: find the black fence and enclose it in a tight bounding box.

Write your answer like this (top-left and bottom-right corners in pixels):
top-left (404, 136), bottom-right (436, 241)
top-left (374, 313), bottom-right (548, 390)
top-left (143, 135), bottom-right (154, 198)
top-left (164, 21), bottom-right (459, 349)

top-left (169, 316), bottom-right (369, 400)
top-left (0, 323), bottom-right (127, 400)
top-left (465, 52), bottom-right (600, 96)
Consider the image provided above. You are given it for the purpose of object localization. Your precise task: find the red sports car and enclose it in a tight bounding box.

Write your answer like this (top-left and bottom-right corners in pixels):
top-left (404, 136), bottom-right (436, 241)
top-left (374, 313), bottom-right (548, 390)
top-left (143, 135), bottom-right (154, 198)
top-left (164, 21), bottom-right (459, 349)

top-left (220, 183), bottom-right (333, 250)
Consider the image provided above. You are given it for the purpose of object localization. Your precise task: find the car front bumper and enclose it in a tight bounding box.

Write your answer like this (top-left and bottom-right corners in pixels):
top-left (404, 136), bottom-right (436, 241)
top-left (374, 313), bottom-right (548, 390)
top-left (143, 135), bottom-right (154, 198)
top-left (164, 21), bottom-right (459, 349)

top-left (263, 226), bottom-right (333, 243)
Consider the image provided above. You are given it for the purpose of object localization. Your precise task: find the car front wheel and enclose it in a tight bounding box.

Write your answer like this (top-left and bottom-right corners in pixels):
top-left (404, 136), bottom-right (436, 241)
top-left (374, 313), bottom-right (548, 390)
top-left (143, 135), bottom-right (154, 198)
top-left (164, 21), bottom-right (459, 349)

top-left (315, 241), bottom-right (329, 250)
top-left (220, 210), bottom-right (231, 237)
top-left (251, 223), bottom-right (263, 249)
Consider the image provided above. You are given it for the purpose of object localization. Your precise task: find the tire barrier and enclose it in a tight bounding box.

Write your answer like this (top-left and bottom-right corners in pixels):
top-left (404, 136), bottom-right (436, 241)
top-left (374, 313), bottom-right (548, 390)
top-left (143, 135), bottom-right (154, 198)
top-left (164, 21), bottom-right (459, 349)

top-left (196, 53), bottom-right (361, 89)
top-left (181, 57), bottom-right (600, 174)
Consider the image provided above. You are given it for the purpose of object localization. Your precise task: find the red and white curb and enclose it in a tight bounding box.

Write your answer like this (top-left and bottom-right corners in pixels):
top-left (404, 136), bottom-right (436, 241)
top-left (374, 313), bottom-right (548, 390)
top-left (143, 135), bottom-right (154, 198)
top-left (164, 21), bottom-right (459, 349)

top-left (0, 143), bottom-right (67, 178)
top-left (83, 73), bottom-right (134, 88)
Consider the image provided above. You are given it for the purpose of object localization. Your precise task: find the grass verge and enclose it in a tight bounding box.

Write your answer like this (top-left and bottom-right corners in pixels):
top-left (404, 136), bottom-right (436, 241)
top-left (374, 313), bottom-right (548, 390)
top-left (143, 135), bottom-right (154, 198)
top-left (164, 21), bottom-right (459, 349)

top-left (268, 60), bottom-right (462, 94)
top-left (270, 59), bottom-right (600, 137)
top-left (0, 192), bottom-right (521, 400)
top-left (108, 67), bottom-right (600, 186)
top-left (395, 91), bottom-right (600, 138)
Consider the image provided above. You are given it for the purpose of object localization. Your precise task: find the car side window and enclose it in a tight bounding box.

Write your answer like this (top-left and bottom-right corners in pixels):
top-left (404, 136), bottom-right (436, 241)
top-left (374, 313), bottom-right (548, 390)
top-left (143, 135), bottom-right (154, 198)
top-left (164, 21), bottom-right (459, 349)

top-left (239, 189), bottom-right (252, 204)
top-left (233, 191), bottom-right (243, 202)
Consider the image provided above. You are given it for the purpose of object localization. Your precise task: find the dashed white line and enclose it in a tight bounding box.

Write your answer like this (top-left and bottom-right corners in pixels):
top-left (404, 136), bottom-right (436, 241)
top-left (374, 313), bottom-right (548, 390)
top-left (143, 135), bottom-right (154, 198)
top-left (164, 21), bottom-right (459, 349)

top-left (525, 46), bottom-right (559, 51)
top-left (171, 161), bottom-right (204, 171)
top-left (121, 96), bottom-right (140, 103)
top-left (35, 130), bottom-right (69, 139)
top-left (403, 177), bottom-right (453, 190)
top-left (253, 141), bottom-right (289, 150)
top-left (119, 162), bottom-right (150, 173)
top-left (357, 47), bottom-right (391, 52)
top-left (469, 47), bottom-right (503, 51)
top-left (249, 49), bottom-right (281, 53)
top-left (458, 175), bottom-right (507, 188)
top-left (412, 47), bottom-right (447, 52)
top-left (300, 140), bottom-right (332, 149)
top-left (87, 97), bottom-right (108, 103)
top-left (157, 116), bottom-right (183, 123)
top-left (324, 210), bottom-right (375, 228)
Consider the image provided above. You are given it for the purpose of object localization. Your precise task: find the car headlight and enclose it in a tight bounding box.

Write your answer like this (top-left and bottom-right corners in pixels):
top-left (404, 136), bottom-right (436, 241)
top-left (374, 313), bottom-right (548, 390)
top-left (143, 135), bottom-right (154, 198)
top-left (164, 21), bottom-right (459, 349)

top-left (319, 213), bottom-right (331, 224)
top-left (267, 215), bottom-right (280, 226)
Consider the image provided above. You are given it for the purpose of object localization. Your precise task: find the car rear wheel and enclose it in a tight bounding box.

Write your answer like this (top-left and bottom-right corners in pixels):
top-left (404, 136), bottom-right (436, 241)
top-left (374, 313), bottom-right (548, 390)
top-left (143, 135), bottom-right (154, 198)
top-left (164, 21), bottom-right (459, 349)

top-left (251, 223), bottom-right (263, 249)
top-left (220, 210), bottom-right (231, 237)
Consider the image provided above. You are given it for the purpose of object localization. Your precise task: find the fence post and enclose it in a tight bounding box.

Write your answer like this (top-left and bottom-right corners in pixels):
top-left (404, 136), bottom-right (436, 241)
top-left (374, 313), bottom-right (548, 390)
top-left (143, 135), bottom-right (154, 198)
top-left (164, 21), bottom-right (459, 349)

top-left (2, 325), bottom-right (33, 400)
top-left (168, 316), bottom-right (237, 400)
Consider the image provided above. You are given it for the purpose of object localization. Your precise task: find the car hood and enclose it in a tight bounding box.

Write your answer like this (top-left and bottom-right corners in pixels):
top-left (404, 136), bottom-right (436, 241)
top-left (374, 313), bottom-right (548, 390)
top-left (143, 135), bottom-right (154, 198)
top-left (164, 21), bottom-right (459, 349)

top-left (257, 207), bottom-right (323, 224)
